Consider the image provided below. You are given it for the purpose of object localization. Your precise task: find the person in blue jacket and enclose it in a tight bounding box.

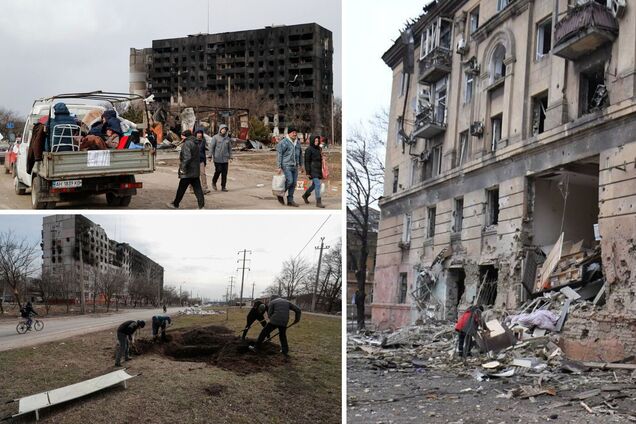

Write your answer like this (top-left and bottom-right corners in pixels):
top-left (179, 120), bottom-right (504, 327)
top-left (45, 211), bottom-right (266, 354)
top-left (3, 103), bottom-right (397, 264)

top-left (48, 102), bottom-right (79, 151)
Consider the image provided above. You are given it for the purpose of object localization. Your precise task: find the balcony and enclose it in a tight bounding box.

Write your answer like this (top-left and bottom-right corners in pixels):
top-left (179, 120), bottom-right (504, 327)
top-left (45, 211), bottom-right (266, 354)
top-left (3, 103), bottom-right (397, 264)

top-left (413, 104), bottom-right (447, 139)
top-left (553, 1), bottom-right (618, 61)
top-left (418, 47), bottom-right (452, 84)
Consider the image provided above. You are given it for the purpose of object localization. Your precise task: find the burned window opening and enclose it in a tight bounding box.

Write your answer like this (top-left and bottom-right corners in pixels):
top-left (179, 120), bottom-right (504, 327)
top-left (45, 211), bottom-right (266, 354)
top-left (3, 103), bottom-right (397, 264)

top-left (447, 268), bottom-right (466, 320)
top-left (579, 63), bottom-right (607, 116)
top-left (532, 92), bottom-right (548, 136)
top-left (486, 188), bottom-right (500, 226)
top-left (453, 197), bottom-right (464, 233)
top-left (477, 265), bottom-right (498, 306)
top-left (398, 273), bottom-right (408, 304)
top-left (427, 206), bottom-right (437, 238)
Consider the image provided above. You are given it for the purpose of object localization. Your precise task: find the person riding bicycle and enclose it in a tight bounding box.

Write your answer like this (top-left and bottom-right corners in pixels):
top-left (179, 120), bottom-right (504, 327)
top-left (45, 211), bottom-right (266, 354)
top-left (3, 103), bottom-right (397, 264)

top-left (20, 302), bottom-right (38, 330)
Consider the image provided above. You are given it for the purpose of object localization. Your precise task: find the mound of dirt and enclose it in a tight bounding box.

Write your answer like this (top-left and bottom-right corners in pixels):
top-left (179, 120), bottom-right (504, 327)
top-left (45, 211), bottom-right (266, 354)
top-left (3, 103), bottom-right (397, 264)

top-left (135, 325), bottom-right (287, 374)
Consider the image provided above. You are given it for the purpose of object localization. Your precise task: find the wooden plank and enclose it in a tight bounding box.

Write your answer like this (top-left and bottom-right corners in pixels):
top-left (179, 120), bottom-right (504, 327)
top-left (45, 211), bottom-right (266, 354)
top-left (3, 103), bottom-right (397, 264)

top-left (581, 362), bottom-right (636, 370)
top-left (537, 233), bottom-right (564, 292)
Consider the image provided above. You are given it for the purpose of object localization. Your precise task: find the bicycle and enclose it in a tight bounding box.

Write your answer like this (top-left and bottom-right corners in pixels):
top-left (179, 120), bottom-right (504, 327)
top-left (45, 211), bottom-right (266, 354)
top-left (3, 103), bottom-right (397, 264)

top-left (16, 318), bottom-right (44, 334)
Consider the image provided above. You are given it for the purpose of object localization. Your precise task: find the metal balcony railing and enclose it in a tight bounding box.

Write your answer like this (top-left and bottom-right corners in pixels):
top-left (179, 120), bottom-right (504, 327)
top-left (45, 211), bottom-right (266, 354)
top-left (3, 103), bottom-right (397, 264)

top-left (418, 46), bottom-right (452, 84)
top-left (553, 1), bottom-right (618, 60)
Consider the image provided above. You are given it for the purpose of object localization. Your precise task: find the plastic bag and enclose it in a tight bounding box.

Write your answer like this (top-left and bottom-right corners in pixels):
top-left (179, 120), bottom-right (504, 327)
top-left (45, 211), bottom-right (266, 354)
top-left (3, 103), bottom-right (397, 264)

top-left (322, 157), bottom-right (329, 179)
top-left (272, 174), bottom-right (286, 197)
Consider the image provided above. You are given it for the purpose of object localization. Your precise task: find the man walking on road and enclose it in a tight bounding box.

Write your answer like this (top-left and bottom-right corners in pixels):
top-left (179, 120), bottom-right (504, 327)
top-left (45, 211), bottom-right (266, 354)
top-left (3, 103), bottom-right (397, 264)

top-left (276, 128), bottom-right (303, 207)
top-left (195, 128), bottom-right (211, 194)
top-left (115, 320), bottom-right (145, 367)
top-left (167, 130), bottom-right (205, 209)
top-left (241, 299), bottom-right (268, 340)
top-left (208, 124), bottom-right (233, 192)
top-left (249, 295), bottom-right (301, 357)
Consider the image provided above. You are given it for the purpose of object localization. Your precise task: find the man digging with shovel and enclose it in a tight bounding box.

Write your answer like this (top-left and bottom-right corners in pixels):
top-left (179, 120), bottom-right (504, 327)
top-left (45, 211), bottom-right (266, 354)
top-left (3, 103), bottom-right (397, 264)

top-left (249, 295), bottom-right (301, 357)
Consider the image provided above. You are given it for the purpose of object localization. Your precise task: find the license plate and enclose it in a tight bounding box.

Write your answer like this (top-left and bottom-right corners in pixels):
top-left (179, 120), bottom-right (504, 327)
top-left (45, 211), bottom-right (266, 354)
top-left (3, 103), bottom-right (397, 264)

top-left (52, 180), bottom-right (82, 188)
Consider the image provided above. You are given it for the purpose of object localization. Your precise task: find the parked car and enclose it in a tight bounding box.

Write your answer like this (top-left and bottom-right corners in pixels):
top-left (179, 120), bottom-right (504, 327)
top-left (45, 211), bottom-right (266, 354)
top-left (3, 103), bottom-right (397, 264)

top-left (0, 140), bottom-right (9, 166)
top-left (4, 141), bottom-right (18, 173)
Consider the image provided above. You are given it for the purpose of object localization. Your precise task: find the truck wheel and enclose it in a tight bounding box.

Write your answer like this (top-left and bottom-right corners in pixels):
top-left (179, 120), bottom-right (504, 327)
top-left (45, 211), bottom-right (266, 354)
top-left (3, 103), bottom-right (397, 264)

top-left (31, 175), bottom-right (49, 209)
top-left (14, 176), bottom-right (26, 195)
top-left (119, 195), bottom-right (132, 207)
top-left (106, 192), bottom-right (122, 207)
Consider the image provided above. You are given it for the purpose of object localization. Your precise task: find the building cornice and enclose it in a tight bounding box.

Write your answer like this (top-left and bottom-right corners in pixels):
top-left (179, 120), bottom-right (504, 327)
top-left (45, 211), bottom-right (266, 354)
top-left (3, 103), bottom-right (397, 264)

top-left (471, 0), bottom-right (533, 43)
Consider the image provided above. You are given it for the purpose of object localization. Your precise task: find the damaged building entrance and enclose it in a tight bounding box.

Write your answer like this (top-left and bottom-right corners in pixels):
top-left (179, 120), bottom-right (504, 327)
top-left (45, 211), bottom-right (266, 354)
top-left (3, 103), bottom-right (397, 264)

top-left (445, 268), bottom-right (465, 320)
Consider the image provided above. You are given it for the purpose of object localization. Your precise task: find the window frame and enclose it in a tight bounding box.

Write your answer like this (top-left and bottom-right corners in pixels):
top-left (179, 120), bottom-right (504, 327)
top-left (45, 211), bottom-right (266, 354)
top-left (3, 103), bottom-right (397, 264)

top-left (491, 114), bottom-right (503, 151)
top-left (402, 214), bottom-right (412, 244)
top-left (486, 188), bottom-right (500, 226)
top-left (497, 0), bottom-right (509, 12)
top-left (536, 18), bottom-right (553, 61)
top-left (464, 72), bottom-right (474, 104)
top-left (458, 130), bottom-right (470, 166)
top-left (427, 206), bottom-right (437, 238)
top-left (398, 273), bottom-right (408, 304)
top-left (453, 197), bottom-right (464, 233)
top-left (392, 167), bottom-right (399, 193)
top-left (469, 6), bottom-right (480, 34)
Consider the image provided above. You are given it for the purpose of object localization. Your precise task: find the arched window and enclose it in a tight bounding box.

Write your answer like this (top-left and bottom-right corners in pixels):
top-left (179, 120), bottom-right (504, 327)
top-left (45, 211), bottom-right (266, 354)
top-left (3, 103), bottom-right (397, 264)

top-left (490, 44), bottom-right (506, 82)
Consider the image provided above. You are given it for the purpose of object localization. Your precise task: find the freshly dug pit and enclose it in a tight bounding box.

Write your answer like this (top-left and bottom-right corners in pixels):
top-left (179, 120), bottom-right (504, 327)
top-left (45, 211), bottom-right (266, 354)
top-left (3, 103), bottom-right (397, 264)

top-left (205, 384), bottom-right (225, 396)
top-left (135, 325), bottom-right (287, 374)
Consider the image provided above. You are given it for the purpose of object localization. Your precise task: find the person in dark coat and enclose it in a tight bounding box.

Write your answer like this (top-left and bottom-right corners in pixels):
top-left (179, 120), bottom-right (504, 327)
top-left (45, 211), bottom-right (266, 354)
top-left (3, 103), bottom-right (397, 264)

top-left (115, 320), bottom-right (145, 367)
top-left (249, 295), bottom-right (301, 357)
top-left (48, 102), bottom-right (79, 152)
top-left (27, 121), bottom-right (46, 174)
top-left (302, 135), bottom-right (325, 208)
top-left (151, 315), bottom-right (172, 341)
top-left (167, 130), bottom-right (205, 209)
top-left (241, 300), bottom-right (268, 340)
top-left (194, 128), bottom-right (210, 194)
top-left (20, 301), bottom-right (38, 329)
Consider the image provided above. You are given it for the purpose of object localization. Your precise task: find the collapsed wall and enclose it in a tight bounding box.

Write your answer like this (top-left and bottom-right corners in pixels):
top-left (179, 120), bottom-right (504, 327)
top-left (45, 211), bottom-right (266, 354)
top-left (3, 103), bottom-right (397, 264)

top-left (558, 142), bottom-right (636, 360)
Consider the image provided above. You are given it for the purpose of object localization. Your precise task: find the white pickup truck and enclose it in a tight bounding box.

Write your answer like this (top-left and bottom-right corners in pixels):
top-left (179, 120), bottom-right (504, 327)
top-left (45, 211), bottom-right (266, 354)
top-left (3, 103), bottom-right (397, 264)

top-left (14, 91), bottom-right (155, 209)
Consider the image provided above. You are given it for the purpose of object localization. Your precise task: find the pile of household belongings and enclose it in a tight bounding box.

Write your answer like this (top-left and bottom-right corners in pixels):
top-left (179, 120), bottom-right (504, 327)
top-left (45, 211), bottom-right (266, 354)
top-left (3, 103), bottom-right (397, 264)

top-left (81, 108), bottom-right (150, 151)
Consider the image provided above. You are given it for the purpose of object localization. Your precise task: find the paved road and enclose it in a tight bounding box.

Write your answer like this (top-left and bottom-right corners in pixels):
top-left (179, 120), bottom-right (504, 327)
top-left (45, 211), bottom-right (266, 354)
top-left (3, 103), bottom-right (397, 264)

top-left (0, 308), bottom-right (181, 352)
top-left (0, 150), bottom-right (342, 210)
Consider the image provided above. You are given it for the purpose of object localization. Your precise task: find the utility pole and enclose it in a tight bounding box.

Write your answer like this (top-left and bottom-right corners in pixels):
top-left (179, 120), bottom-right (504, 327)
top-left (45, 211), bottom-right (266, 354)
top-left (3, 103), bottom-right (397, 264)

top-left (251, 281), bottom-right (255, 302)
top-left (312, 237), bottom-right (330, 312)
top-left (236, 250), bottom-right (252, 309)
top-left (228, 276), bottom-right (236, 305)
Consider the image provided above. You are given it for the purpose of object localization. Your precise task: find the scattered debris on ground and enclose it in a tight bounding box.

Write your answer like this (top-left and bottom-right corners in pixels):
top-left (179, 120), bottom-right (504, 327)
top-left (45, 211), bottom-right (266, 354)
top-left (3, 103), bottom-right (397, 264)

top-left (136, 325), bottom-right (285, 374)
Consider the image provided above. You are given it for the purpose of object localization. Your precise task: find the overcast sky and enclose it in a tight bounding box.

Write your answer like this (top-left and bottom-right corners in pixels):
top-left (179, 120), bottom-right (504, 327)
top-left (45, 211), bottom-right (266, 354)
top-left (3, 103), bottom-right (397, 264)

top-left (344, 0), bottom-right (425, 125)
top-left (0, 213), bottom-right (341, 301)
top-left (0, 0), bottom-right (341, 115)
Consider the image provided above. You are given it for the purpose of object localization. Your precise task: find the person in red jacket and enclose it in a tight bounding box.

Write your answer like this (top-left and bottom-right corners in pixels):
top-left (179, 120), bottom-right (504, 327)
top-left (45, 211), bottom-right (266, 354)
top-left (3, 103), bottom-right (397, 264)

top-left (455, 305), bottom-right (483, 357)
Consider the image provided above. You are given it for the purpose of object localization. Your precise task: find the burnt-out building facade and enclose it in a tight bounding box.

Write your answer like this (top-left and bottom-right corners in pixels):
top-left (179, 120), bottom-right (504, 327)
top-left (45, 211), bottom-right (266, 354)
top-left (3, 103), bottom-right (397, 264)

top-left (374, 0), bottom-right (636, 359)
top-left (131, 23), bottom-right (333, 135)
top-left (42, 215), bottom-right (164, 303)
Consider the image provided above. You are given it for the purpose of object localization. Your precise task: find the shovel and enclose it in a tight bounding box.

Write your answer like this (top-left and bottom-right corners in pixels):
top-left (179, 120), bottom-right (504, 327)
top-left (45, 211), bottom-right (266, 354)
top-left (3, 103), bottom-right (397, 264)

top-left (264, 321), bottom-right (298, 342)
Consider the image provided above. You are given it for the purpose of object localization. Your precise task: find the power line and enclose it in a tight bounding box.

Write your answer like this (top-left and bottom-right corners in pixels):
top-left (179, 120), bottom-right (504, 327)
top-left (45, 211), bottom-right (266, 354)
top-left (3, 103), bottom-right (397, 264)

top-left (294, 215), bottom-right (332, 261)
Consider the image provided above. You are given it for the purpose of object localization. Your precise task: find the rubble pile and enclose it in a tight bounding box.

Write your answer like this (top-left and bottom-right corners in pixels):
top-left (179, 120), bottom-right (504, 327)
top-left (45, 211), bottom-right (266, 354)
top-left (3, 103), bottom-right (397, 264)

top-left (349, 305), bottom-right (636, 419)
top-left (179, 307), bottom-right (225, 316)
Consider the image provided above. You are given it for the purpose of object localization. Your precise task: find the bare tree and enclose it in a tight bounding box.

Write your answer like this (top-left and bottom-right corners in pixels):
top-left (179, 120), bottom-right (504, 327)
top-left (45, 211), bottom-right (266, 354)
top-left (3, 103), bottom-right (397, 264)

top-left (320, 241), bottom-right (342, 313)
top-left (332, 97), bottom-right (342, 145)
top-left (347, 110), bottom-right (387, 330)
top-left (100, 269), bottom-right (128, 312)
top-left (0, 231), bottom-right (39, 308)
top-left (32, 271), bottom-right (61, 315)
top-left (274, 256), bottom-right (312, 299)
top-left (0, 106), bottom-right (26, 139)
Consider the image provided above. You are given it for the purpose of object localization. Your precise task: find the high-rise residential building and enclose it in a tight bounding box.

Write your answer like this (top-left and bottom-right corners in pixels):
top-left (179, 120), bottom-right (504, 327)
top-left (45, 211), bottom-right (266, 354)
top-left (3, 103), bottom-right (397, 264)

top-left (130, 23), bottom-right (333, 135)
top-left (42, 215), bottom-right (164, 303)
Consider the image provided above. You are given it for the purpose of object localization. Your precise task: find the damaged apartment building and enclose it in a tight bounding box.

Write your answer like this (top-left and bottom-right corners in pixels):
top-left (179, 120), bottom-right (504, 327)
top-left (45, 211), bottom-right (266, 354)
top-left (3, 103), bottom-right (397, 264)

top-left (130, 23), bottom-right (333, 135)
top-left (374, 0), bottom-right (636, 358)
top-left (41, 215), bottom-right (164, 304)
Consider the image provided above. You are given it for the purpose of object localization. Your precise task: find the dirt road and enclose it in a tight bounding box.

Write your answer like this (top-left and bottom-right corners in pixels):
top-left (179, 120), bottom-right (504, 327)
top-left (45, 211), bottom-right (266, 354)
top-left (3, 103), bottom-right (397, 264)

top-left (0, 307), bottom-right (181, 352)
top-left (0, 148), bottom-right (342, 210)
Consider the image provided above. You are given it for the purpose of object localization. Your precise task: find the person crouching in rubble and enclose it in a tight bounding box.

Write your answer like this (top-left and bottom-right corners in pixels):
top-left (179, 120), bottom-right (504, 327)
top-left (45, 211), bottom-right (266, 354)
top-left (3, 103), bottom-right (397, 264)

top-left (241, 299), bottom-right (268, 341)
top-left (249, 295), bottom-right (301, 357)
top-left (115, 320), bottom-right (145, 367)
top-left (151, 315), bottom-right (172, 342)
top-left (455, 305), bottom-right (483, 358)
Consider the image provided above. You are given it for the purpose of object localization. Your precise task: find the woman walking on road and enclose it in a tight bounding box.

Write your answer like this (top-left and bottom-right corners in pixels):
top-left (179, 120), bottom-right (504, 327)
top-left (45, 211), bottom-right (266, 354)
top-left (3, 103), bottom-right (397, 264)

top-left (302, 135), bottom-right (326, 208)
